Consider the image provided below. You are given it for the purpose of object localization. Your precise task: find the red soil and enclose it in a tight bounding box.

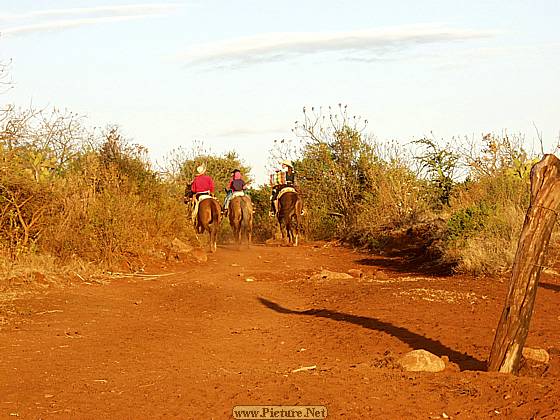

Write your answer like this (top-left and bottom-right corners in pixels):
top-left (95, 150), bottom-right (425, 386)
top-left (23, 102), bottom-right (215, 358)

top-left (1, 243), bottom-right (559, 419)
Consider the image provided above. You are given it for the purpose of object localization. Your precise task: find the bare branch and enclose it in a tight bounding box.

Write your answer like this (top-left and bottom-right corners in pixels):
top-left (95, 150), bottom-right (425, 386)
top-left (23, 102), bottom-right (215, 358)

top-left (532, 121), bottom-right (544, 156)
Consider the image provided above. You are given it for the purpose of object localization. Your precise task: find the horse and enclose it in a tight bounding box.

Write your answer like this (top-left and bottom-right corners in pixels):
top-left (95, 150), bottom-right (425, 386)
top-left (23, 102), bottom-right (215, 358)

top-left (228, 194), bottom-right (253, 247)
top-left (276, 189), bottom-right (303, 246)
top-left (184, 185), bottom-right (222, 252)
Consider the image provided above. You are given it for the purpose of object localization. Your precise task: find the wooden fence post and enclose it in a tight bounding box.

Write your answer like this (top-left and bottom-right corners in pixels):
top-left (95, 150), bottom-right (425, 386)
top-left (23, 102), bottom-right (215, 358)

top-left (488, 154), bottom-right (560, 373)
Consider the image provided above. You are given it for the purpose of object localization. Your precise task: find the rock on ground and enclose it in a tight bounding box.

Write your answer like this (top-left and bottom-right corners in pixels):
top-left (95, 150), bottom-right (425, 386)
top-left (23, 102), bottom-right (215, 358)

top-left (522, 347), bottom-right (550, 364)
top-left (398, 349), bottom-right (446, 372)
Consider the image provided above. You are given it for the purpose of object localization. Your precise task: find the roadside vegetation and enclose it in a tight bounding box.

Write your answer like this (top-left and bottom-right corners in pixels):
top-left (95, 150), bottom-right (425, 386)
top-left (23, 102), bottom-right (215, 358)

top-left (0, 101), bottom-right (548, 278)
top-left (260, 105), bottom-right (542, 275)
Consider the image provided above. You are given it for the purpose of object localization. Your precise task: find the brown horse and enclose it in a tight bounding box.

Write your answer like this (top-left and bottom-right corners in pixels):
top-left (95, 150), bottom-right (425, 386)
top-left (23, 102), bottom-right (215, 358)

top-left (276, 190), bottom-right (303, 246)
top-left (184, 186), bottom-right (221, 252)
top-left (228, 195), bottom-right (253, 247)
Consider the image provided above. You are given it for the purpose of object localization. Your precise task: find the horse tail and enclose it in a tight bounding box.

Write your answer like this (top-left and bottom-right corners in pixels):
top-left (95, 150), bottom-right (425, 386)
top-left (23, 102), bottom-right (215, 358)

top-left (210, 199), bottom-right (221, 226)
top-left (240, 197), bottom-right (253, 245)
top-left (240, 198), bottom-right (250, 229)
top-left (294, 196), bottom-right (303, 227)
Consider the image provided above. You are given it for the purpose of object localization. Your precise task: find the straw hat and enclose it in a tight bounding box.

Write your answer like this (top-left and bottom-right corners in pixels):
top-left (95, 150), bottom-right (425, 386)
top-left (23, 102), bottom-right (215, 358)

top-left (196, 165), bottom-right (206, 175)
top-left (280, 159), bottom-right (293, 168)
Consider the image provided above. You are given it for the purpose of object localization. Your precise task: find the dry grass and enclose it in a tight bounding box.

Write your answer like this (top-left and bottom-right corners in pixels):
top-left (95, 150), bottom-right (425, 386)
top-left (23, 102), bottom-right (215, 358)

top-left (395, 288), bottom-right (488, 304)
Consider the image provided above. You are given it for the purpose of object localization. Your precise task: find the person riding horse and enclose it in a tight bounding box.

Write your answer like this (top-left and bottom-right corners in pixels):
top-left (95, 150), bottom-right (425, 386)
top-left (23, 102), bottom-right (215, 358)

top-left (223, 169), bottom-right (247, 217)
top-left (269, 160), bottom-right (303, 245)
top-left (270, 160), bottom-right (296, 216)
top-left (190, 164), bottom-right (215, 224)
top-left (187, 164), bottom-right (221, 252)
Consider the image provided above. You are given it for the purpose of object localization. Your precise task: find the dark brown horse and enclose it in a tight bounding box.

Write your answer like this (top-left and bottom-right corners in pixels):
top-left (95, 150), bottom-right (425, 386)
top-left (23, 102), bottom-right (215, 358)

top-left (276, 190), bottom-right (303, 246)
top-left (184, 186), bottom-right (221, 252)
top-left (228, 195), bottom-right (253, 247)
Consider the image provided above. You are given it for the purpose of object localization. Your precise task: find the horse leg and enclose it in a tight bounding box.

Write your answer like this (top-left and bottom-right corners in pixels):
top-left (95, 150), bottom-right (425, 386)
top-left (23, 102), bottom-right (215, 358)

top-left (201, 220), bottom-right (216, 253)
top-left (209, 224), bottom-right (218, 253)
top-left (286, 223), bottom-right (294, 245)
top-left (234, 225), bottom-right (241, 249)
top-left (231, 213), bottom-right (241, 248)
top-left (286, 221), bottom-right (294, 245)
top-left (247, 221), bottom-right (252, 248)
top-left (278, 218), bottom-right (288, 245)
top-left (291, 215), bottom-right (299, 247)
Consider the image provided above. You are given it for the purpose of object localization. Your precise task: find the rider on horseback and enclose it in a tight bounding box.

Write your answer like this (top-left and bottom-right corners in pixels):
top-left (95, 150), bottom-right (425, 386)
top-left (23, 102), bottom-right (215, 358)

top-left (190, 165), bottom-right (215, 225)
top-left (223, 169), bottom-right (247, 216)
top-left (270, 160), bottom-right (296, 216)
top-left (191, 164), bottom-right (215, 197)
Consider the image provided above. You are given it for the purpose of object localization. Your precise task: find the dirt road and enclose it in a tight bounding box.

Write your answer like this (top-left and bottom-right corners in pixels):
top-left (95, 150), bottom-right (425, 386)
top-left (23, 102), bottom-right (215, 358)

top-left (1, 243), bottom-right (559, 419)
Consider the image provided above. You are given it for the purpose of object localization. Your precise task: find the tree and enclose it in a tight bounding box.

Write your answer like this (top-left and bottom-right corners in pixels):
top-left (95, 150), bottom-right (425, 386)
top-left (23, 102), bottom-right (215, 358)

top-left (293, 104), bottom-right (374, 234)
top-left (488, 154), bottom-right (560, 373)
top-left (413, 137), bottom-right (459, 206)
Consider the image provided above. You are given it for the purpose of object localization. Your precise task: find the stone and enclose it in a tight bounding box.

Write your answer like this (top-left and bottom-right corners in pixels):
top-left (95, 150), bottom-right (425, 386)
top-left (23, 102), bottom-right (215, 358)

top-left (398, 349), bottom-right (446, 372)
top-left (522, 347), bottom-right (550, 364)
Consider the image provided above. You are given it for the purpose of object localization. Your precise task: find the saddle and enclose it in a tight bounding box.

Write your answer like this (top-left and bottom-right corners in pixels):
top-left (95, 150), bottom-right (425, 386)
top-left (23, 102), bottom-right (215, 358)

top-left (232, 191), bottom-right (245, 198)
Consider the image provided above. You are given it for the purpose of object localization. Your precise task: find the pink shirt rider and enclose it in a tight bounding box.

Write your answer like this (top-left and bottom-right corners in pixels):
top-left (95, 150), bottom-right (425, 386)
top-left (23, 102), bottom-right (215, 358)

top-left (228, 171), bottom-right (246, 191)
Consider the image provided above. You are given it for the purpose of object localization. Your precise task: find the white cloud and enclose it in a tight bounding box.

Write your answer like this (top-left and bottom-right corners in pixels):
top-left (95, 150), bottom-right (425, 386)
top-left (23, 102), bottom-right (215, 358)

top-left (178, 24), bottom-right (497, 68)
top-left (0, 3), bottom-right (181, 37)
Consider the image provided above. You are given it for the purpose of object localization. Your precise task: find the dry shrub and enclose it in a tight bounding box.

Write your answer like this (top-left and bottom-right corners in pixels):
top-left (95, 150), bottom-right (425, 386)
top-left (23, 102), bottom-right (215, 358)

top-left (0, 252), bottom-right (101, 300)
top-left (448, 235), bottom-right (518, 275)
top-left (1, 110), bottom-right (193, 273)
top-left (0, 142), bottom-right (58, 258)
top-left (41, 135), bottom-right (192, 266)
top-left (440, 146), bottom-right (533, 274)
top-left (443, 204), bottom-right (526, 274)
top-left (288, 107), bottom-right (542, 275)
top-left (356, 161), bottom-right (430, 231)
top-left (295, 115), bottom-right (432, 246)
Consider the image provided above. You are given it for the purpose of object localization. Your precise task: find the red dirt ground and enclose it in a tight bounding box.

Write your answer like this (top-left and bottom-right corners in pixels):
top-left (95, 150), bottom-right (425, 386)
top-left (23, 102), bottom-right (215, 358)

top-left (1, 243), bottom-right (559, 419)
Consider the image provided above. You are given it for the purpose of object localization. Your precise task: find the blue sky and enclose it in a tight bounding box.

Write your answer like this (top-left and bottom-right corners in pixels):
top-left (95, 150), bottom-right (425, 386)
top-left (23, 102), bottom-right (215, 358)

top-left (1, 0), bottom-right (559, 183)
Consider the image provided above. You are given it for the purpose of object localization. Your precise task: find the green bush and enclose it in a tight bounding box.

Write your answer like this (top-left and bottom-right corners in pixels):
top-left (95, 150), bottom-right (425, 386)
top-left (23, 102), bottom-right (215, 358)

top-left (247, 186), bottom-right (277, 242)
top-left (446, 202), bottom-right (492, 241)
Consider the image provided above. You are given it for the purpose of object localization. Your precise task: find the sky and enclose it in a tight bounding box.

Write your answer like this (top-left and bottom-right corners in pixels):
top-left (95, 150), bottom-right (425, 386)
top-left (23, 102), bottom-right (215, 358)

top-left (1, 0), bottom-right (559, 183)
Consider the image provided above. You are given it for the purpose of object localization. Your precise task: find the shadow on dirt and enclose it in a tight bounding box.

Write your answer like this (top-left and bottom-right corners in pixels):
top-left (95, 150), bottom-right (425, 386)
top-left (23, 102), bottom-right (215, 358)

top-left (258, 297), bottom-right (486, 372)
top-left (355, 253), bottom-right (454, 277)
top-left (348, 218), bottom-right (456, 276)
top-left (540, 282), bottom-right (560, 292)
